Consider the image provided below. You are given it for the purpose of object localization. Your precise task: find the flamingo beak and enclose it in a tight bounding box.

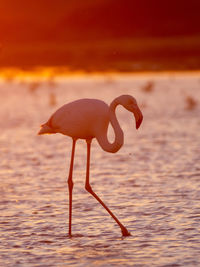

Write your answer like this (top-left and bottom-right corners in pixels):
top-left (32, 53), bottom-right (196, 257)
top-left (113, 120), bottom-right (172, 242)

top-left (133, 106), bottom-right (143, 129)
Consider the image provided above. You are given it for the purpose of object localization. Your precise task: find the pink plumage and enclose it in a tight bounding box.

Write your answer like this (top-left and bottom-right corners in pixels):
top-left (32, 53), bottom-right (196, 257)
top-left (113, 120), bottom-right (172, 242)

top-left (38, 95), bottom-right (143, 236)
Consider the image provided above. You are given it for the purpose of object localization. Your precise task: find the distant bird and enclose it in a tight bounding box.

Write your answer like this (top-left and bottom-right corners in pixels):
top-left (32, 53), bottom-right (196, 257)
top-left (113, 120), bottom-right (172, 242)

top-left (142, 81), bottom-right (154, 93)
top-left (185, 95), bottom-right (197, 110)
top-left (38, 95), bottom-right (143, 237)
top-left (49, 92), bottom-right (57, 107)
top-left (29, 81), bottom-right (40, 93)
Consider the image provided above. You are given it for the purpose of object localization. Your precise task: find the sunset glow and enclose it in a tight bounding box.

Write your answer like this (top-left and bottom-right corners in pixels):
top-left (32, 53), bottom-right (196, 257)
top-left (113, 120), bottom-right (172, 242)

top-left (1, 1), bottom-right (200, 266)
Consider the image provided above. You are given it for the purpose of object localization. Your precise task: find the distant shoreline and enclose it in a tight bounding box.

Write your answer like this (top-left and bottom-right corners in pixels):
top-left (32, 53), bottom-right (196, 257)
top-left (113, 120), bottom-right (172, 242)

top-left (0, 67), bottom-right (200, 80)
top-left (1, 36), bottom-right (200, 73)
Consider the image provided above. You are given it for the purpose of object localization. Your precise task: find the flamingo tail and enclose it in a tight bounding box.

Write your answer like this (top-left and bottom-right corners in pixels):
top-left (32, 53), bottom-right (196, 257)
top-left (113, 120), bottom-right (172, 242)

top-left (38, 123), bottom-right (55, 135)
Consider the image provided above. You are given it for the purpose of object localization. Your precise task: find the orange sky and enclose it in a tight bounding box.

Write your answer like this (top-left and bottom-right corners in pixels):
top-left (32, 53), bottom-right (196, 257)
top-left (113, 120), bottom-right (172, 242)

top-left (0, 0), bottom-right (200, 43)
top-left (0, 1), bottom-right (200, 70)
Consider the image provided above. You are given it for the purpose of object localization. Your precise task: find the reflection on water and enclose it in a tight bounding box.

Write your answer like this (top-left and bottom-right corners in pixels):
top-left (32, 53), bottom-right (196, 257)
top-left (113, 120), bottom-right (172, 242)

top-left (0, 73), bottom-right (200, 266)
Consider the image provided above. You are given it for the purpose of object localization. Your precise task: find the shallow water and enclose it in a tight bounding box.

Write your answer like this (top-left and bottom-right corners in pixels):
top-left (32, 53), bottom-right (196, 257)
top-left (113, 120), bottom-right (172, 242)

top-left (0, 73), bottom-right (200, 266)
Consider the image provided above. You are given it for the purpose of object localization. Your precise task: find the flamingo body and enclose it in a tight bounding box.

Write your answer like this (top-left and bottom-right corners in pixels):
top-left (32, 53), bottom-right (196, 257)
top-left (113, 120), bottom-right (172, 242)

top-left (38, 95), bottom-right (143, 237)
top-left (39, 99), bottom-right (109, 140)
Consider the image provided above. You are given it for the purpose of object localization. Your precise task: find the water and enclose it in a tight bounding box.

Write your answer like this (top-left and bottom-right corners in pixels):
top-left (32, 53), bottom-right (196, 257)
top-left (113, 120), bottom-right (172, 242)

top-left (0, 73), bottom-right (200, 266)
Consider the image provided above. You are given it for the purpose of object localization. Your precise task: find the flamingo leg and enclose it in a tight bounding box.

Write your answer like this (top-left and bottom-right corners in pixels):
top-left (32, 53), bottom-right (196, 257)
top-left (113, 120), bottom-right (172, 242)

top-left (85, 139), bottom-right (131, 236)
top-left (67, 138), bottom-right (76, 237)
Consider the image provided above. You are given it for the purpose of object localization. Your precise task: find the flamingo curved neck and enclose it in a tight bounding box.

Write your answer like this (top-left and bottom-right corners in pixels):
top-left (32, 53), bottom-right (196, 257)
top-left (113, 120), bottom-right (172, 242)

top-left (97, 98), bottom-right (124, 153)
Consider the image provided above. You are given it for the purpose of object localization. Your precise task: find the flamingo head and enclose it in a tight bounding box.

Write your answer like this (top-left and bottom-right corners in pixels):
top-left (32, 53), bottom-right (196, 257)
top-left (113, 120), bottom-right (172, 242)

top-left (117, 95), bottom-right (143, 129)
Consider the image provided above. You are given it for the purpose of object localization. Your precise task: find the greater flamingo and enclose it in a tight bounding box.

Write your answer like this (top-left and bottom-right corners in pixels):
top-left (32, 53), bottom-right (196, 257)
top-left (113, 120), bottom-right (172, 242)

top-left (38, 95), bottom-right (143, 236)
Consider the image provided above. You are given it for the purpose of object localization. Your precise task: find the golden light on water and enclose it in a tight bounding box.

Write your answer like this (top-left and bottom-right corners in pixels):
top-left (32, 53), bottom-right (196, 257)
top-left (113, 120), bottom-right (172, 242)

top-left (0, 67), bottom-right (83, 81)
top-left (1, 67), bottom-right (200, 83)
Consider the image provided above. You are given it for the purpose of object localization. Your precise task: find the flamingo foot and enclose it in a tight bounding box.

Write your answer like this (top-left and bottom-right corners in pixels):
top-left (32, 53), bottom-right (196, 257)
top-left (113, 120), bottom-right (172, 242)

top-left (68, 233), bottom-right (73, 238)
top-left (121, 227), bottom-right (131, 237)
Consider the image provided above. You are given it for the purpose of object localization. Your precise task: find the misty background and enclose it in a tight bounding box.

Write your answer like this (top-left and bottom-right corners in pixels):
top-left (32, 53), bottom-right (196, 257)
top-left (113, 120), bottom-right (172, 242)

top-left (0, 0), bottom-right (200, 71)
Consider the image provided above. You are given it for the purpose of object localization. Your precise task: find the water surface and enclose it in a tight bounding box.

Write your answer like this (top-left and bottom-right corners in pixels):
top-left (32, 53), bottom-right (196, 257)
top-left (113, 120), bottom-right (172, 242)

top-left (0, 73), bottom-right (200, 266)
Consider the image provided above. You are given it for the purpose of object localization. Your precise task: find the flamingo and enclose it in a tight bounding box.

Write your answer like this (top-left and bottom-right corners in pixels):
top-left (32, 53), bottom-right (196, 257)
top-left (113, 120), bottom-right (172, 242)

top-left (38, 95), bottom-right (143, 237)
